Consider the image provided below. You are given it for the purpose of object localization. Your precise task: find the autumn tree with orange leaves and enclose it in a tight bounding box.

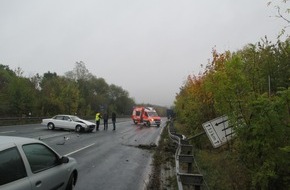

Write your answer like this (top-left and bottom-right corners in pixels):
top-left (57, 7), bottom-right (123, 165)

top-left (174, 38), bottom-right (290, 189)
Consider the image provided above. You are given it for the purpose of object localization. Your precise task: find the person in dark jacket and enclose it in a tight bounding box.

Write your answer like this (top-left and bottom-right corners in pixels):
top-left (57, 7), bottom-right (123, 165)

top-left (112, 112), bottom-right (116, 130)
top-left (103, 112), bottom-right (108, 130)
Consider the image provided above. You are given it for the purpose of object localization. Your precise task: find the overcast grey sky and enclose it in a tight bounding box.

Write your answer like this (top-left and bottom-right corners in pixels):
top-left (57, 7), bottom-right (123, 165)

top-left (0, 0), bottom-right (286, 107)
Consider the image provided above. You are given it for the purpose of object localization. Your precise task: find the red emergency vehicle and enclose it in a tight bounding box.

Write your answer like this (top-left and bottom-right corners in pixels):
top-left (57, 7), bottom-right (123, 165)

top-left (131, 106), bottom-right (161, 127)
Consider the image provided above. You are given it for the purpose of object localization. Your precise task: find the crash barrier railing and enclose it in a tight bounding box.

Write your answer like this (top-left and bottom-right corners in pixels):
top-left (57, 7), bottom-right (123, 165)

top-left (167, 120), bottom-right (204, 190)
top-left (0, 116), bottom-right (131, 126)
top-left (0, 117), bottom-right (44, 126)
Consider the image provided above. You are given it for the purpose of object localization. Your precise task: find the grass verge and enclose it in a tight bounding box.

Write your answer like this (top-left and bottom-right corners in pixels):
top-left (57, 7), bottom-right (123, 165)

top-left (146, 122), bottom-right (177, 190)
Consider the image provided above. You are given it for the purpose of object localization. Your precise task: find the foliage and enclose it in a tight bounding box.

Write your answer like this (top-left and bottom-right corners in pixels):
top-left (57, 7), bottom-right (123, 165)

top-left (0, 62), bottom-right (136, 118)
top-left (174, 37), bottom-right (290, 189)
top-left (7, 76), bottom-right (36, 116)
top-left (0, 65), bottom-right (16, 115)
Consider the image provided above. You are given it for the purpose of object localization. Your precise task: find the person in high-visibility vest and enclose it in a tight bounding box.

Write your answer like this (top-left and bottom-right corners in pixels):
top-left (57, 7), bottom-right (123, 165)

top-left (95, 112), bottom-right (101, 131)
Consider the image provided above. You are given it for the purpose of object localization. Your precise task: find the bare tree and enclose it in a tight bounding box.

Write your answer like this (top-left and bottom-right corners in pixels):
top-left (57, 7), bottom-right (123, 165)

top-left (268, 0), bottom-right (290, 37)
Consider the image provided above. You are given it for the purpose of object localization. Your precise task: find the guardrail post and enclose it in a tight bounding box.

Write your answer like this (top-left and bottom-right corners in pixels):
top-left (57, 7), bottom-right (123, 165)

top-left (178, 155), bottom-right (194, 173)
top-left (178, 173), bottom-right (203, 189)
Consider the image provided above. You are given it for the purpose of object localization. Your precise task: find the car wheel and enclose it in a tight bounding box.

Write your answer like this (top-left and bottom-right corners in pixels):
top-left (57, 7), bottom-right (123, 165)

top-left (66, 173), bottom-right (76, 190)
top-left (47, 123), bottom-right (55, 130)
top-left (75, 125), bottom-right (82, 132)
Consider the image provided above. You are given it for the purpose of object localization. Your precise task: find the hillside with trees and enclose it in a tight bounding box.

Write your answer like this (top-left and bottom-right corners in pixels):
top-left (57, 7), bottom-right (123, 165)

top-left (174, 2), bottom-right (290, 189)
top-left (174, 36), bottom-right (290, 189)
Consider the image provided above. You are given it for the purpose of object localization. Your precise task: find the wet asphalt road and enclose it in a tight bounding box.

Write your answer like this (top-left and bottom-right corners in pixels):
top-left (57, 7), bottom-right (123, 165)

top-left (0, 118), bottom-right (166, 190)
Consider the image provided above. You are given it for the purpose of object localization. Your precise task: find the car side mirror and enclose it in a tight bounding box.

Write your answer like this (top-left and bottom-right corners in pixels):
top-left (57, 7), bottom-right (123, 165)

top-left (60, 156), bottom-right (69, 164)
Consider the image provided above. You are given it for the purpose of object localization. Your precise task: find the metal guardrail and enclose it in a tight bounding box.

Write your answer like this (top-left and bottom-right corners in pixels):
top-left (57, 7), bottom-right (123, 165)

top-left (167, 120), bottom-right (205, 190)
top-left (0, 117), bottom-right (43, 121)
top-left (0, 117), bottom-right (44, 126)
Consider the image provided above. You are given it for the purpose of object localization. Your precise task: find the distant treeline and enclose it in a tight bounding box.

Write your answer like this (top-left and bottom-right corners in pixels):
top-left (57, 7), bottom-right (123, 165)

top-left (0, 61), bottom-right (167, 118)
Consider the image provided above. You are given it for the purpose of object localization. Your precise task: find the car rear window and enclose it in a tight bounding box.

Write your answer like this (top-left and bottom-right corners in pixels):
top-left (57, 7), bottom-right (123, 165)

top-left (55, 116), bottom-right (64, 120)
top-left (0, 147), bottom-right (27, 185)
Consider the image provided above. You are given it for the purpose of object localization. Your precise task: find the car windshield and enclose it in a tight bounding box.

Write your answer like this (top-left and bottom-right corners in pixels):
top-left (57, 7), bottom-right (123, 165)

top-left (147, 112), bottom-right (158, 117)
top-left (70, 116), bottom-right (81, 122)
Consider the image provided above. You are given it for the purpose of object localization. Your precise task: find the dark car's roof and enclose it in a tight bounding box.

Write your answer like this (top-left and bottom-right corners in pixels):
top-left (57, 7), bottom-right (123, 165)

top-left (0, 136), bottom-right (39, 145)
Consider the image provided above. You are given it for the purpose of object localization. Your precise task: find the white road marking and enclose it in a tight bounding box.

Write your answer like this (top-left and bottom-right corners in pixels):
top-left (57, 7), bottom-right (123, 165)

top-left (0, 131), bottom-right (15, 134)
top-left (64, 143), bottom-right (95, 156)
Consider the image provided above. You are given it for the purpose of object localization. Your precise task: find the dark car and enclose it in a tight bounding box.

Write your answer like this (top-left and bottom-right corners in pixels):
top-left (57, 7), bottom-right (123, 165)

top-left (0, 136), bottom-right (78, 190)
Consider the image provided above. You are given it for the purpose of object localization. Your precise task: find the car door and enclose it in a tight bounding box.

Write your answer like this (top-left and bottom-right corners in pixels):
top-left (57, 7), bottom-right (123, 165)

top-left (0, 146), bottom-right (32, 190)
top-left (53, 115), bottom-right (66, 129)
top-left (22, 143), bottom-right (69, 190)
top-left (62, 116), bottom-right (74, 130)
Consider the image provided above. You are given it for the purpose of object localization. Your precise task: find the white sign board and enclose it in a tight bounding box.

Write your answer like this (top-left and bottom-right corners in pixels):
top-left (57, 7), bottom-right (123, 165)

top-left (202, 115), bottom-right (234, 148)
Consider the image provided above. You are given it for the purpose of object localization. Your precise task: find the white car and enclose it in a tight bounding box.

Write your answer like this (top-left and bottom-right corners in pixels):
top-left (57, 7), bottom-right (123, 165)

top-left (0, 136), bottom-right (78, 190)
top-left (42, 114), bottom-right (95, 132)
